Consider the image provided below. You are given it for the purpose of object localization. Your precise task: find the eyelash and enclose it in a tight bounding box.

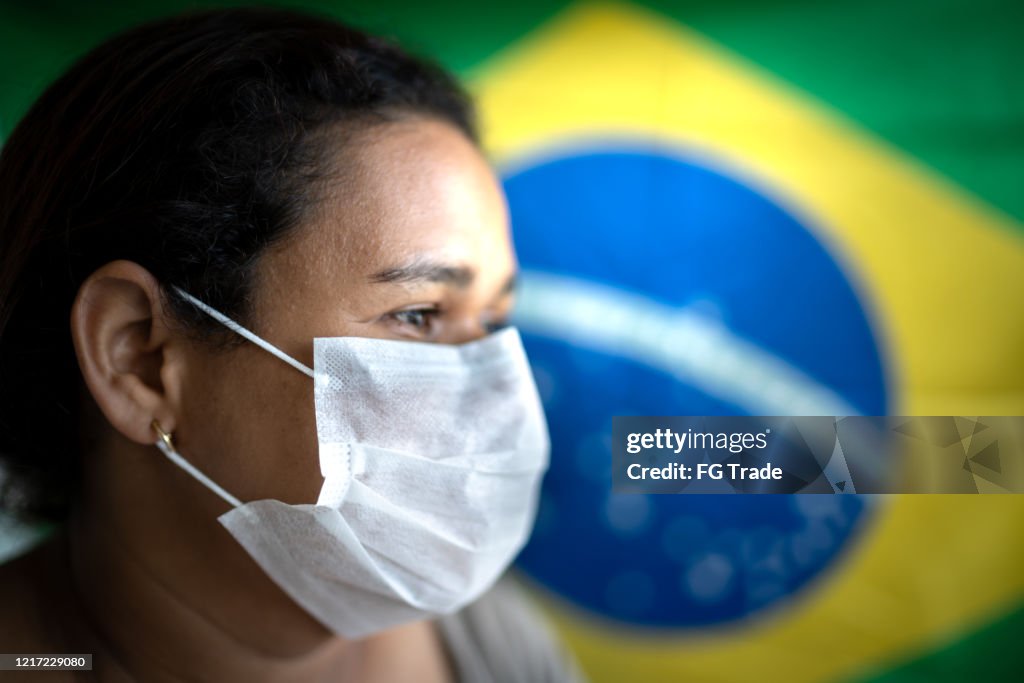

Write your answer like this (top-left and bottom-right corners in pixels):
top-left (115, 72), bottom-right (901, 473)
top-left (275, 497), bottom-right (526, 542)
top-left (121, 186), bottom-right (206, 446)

top-left (389, 306), bottom-right (442, 335)
top-left (483, 317), bottom-right (510, 333)
top-left (385, 307), bottom-right (512, 338)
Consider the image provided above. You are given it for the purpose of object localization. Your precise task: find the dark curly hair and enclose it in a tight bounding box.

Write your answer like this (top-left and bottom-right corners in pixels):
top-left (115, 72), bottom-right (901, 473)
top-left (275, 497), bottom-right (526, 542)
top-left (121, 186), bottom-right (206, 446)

top-left (0, 7), bottom-right (478, 522)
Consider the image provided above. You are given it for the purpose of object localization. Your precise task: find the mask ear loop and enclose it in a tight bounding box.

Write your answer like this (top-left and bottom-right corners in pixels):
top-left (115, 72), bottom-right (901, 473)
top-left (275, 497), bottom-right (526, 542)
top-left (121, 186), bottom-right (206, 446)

top-left (151, 420), bottom-right (243, 509)
top-left (171, 286), bottom-right (315, 379)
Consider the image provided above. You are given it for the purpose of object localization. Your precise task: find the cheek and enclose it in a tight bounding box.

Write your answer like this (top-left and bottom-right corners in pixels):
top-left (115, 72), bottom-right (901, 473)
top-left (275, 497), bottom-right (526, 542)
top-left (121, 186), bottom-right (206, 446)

top-left (179, 345), bottom-right (323, 505)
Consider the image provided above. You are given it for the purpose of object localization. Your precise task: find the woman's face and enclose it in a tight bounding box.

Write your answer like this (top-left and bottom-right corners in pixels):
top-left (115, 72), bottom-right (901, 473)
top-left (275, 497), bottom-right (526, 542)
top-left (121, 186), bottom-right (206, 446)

top-left (175, 116), bottom-right (516, 507)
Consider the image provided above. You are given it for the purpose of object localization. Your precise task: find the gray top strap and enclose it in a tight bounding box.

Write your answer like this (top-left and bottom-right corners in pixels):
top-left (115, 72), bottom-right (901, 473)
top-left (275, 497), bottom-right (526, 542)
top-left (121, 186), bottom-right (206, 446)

top-left (436, 574), bottom-right (589, 683)
top-left (172, 286), bottom-right (315, 378)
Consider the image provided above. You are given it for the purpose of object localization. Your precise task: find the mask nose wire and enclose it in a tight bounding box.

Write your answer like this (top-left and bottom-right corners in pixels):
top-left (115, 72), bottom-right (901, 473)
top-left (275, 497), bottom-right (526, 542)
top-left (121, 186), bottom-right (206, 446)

top-left (171, 286), bottom-right (316, 379)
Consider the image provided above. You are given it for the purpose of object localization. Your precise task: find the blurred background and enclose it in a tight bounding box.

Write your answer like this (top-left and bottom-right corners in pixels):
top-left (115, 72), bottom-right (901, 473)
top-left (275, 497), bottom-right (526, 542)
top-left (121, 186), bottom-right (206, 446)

top-left (1, 1), bottom-right (1023, 681)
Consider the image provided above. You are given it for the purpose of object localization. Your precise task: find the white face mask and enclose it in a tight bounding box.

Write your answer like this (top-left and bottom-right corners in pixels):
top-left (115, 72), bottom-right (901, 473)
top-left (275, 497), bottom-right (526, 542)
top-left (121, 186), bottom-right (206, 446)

top-left (154, 286), bottom-right (550, 639)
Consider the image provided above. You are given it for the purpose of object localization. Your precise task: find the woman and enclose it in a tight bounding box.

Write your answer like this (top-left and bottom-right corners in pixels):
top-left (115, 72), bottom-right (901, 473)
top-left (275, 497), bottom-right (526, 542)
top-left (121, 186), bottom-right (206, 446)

top-left (0, 8), bottom-right (583, 682)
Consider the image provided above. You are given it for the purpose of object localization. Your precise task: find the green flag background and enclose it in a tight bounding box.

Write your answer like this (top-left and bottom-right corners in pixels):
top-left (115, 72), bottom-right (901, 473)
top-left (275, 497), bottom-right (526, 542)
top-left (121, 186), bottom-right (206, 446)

top-left (1, 2), bottom-right (1022, 682)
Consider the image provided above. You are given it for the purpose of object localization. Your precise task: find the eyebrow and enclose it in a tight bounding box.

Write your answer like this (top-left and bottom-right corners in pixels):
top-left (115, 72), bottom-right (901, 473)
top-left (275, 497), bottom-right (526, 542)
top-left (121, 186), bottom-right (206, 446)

top-left (370, 260), bottom-right (476, 288)
top-left (369, 259), bottom-right (517, 299)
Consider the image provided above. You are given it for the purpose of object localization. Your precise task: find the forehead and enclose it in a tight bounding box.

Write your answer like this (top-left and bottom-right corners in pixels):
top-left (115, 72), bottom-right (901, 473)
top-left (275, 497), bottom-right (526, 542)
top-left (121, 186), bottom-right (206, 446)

top-left (281, 117), bottom-right (513, 289)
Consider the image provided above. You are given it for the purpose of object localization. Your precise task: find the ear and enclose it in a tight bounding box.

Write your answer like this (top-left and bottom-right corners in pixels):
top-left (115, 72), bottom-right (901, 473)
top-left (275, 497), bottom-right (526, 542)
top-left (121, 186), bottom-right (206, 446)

top-left (70, 260), bottom-right (185, 446)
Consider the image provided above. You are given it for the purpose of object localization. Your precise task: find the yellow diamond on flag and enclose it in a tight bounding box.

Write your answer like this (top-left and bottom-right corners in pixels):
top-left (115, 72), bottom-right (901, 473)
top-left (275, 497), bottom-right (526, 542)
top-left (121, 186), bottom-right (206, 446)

top-left (466, 3), bottom-right (1024, 682)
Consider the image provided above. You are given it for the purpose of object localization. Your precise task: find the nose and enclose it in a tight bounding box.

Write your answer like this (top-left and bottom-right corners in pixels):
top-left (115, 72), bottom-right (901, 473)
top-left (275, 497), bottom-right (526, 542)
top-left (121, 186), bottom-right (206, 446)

top-left (446, 316), bottom-right (491, 345)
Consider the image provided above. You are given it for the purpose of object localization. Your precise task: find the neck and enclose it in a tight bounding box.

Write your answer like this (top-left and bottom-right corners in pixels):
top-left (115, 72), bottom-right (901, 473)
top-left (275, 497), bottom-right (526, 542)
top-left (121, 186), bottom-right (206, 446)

top-left (55, 438), bottom-right (362, 682)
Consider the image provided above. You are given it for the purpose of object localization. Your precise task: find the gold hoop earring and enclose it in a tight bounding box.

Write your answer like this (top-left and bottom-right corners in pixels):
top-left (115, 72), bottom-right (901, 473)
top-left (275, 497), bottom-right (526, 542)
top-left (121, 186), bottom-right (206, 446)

top-left (151, 419), bottom-right (175, 451)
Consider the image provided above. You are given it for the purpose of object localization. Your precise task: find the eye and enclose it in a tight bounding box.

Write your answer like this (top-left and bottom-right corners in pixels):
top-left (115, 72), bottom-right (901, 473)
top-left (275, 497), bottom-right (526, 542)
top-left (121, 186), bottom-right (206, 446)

top-left (386, 306), bottom-right (442, 338)
top-left (484, 317), bottom-right (510, 334)
top-left (482, 300), bottom-right (513, 335)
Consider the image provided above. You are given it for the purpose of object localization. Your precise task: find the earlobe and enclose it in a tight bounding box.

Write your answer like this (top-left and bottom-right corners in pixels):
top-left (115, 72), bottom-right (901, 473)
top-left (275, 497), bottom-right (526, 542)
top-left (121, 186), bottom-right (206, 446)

top-left (70, 260), bottom-right (183, 446)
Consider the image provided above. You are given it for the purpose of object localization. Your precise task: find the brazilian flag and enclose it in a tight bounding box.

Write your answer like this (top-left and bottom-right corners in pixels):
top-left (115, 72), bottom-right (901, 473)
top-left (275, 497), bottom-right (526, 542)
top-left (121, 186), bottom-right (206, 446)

top-left (2, 2), bottom-right (1022, 682)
